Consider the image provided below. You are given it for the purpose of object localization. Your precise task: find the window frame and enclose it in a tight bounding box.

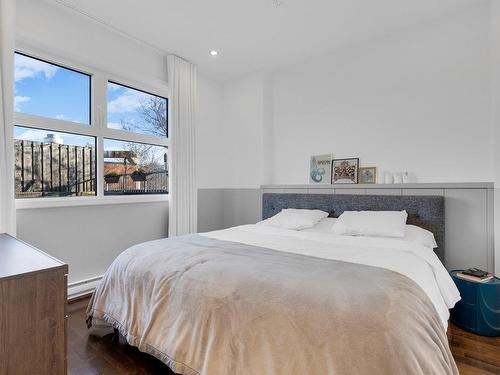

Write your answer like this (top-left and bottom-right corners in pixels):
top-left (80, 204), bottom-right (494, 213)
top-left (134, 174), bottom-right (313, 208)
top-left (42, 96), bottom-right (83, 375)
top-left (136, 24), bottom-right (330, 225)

top-left (14, 46), bottom-right (170, 210)
top-left (107, 80), bottom-right (169, 138)
top-left (14, 50), bottom-right (93, 125)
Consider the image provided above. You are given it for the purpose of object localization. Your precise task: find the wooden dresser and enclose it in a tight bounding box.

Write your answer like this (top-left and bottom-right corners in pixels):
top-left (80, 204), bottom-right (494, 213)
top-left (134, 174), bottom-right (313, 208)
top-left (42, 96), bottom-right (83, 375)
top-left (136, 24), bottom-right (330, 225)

top-left (0, 233), bottom-right (67, 375)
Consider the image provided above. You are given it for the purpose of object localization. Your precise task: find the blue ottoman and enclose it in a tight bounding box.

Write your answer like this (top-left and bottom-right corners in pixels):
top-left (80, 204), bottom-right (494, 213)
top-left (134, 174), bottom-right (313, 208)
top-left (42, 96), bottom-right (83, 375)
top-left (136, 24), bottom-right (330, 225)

top-left (450, 270), bottom-right (500, 337)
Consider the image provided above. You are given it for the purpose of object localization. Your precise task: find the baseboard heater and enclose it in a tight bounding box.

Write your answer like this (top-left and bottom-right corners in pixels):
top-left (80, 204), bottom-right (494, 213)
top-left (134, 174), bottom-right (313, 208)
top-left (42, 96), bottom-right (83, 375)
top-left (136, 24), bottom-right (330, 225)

top-left (68, 275), bottom-right (102, 300)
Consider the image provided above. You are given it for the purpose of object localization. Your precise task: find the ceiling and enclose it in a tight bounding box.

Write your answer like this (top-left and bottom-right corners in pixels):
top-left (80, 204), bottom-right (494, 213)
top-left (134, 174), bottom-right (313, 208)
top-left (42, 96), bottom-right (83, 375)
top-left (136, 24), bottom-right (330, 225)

top-left (52, 0), bottom-right (486, 81)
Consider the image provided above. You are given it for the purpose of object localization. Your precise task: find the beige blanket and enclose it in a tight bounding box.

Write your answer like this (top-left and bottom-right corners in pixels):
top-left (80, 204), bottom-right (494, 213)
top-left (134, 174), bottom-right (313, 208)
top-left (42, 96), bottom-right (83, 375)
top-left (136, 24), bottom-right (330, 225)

top-left (87, 234), bottom-right (458, 375)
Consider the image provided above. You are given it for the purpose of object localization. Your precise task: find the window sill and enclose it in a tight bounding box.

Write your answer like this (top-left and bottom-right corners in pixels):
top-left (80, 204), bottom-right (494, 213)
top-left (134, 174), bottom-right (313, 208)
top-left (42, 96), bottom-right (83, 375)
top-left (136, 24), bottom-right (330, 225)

top-left (15, 194), bottom-right (169, 210)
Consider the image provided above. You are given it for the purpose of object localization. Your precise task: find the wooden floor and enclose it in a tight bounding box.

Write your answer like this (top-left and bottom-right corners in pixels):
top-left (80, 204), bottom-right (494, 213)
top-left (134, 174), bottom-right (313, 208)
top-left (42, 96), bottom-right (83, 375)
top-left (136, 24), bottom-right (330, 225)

top-left (69, 296), bottom-right (500, 375)
top-left (68, 297), bottom-right (175, 375)
top-left (448, 323), bottom-right (500, 374)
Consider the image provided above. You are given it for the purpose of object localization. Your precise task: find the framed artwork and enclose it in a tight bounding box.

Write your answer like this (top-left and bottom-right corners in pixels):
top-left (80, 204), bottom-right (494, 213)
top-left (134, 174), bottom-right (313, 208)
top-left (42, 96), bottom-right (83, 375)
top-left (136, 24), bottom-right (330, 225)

top-left (331, 158), bottom-right (359, 184)
top-left (359, 167), bottom-right (377, 184)
top-left (309, 154), bottom-right (332, 184)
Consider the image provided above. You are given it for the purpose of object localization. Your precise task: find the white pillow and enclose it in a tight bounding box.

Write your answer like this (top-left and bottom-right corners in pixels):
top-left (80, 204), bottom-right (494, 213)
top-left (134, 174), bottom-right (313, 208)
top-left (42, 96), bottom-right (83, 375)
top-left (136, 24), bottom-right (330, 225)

top-left (301, 217), bottom-right (337, 233)
top-left (405, 224), bottom-right (438, 249)
top-left (332, 210), bottom-right (408, 238)
top-left (258, 208), bottom-right (329, 230)
top-left (302, 215), bottom-right (437, 249)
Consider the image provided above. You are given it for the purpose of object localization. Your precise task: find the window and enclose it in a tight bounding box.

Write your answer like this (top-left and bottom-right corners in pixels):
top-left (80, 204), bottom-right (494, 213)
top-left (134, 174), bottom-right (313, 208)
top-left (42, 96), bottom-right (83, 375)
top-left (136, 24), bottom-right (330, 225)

top-left (107, 81), bottom-right (168, 137)
top-left (14, 127), bottom-right (96, 198)
top-left (103, 139), bottom-right (168, 195)
top-left (15, 53), bottom-right (91, 124)
top-left (13, 50), bottom-right (169, 202)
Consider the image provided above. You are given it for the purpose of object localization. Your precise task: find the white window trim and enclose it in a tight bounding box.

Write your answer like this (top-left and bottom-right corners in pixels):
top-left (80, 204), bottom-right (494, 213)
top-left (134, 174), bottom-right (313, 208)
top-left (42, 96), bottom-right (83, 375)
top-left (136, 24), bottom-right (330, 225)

top-left (13, 46), bottom-right (170, 210)
top-left (16, 194), bottom-right (168, 210)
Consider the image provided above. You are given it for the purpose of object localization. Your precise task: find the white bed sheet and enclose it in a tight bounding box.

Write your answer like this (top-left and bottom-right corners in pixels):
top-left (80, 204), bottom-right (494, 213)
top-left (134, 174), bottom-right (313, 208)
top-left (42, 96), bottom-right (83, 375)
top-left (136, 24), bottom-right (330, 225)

top-left (201, 224), bottom-right (461, 329)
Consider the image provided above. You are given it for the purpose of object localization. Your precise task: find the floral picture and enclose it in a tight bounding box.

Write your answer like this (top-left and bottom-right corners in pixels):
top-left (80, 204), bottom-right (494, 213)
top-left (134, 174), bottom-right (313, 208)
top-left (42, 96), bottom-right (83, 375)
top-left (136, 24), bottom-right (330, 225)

top-left (332, 158), bottom-right (359, 184)
top-left (359, 167), bottom-right (377, 184)
top-left (309, 154), bottom-right (332, 184)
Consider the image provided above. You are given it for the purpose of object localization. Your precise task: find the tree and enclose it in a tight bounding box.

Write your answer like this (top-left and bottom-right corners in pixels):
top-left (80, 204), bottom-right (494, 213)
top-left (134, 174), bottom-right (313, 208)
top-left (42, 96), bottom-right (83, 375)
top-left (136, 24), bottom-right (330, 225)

top-left (123, 96), bottom-right (167, 138)
top-left (121, 96), bottom-right (168, 172)
top-left (123, 142), bottom-right (163, 172)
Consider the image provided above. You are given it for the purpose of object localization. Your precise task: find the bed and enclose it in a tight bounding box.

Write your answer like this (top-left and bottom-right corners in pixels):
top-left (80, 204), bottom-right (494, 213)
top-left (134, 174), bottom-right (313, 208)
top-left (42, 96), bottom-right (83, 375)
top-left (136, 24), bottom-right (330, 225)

top-left (87, 194), bottom-right (461, 375)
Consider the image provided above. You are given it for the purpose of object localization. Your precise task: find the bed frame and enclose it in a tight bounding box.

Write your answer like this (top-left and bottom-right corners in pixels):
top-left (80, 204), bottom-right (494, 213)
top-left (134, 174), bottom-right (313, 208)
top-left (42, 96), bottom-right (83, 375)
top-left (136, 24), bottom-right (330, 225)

top-left (262, 193), bottom-right (445, 263)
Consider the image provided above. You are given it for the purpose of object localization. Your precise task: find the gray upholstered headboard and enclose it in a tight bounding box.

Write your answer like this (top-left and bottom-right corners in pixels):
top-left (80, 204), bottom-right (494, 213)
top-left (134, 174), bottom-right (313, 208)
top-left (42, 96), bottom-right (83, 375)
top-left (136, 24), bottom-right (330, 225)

top-left (262, 193), bottom-right (445, 263)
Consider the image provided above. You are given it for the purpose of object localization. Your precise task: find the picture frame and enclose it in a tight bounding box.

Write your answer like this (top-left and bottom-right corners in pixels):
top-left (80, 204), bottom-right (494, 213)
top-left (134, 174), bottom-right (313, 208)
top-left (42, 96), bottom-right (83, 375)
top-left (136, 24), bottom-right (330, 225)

top-left (309, 154), bottom-right (332, 184)
top-left (331, 158), bottom-right (359, 184)
top-left (359, 167), bottom-right (377, 184)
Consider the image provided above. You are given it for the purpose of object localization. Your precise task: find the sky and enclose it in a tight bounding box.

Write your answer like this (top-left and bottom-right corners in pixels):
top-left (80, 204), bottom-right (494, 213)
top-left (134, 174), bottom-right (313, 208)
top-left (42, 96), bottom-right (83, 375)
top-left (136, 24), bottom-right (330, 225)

top-left (14, 53), bottom-right (167, 158)
top-left (107, 82), bottom-right (164, 135)
top-left (14, 53), bottom-right (90, 124)
top-left (14, 126), bottom-right (95, 148)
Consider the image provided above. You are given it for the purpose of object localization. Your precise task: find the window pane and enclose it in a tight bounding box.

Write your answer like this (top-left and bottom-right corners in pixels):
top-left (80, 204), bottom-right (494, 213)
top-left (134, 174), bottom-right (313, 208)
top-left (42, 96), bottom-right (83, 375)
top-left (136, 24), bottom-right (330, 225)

top-left (107, 81), bottom-right (168, 137)
top-left (14, 53), bottom-right (91, 124)
top-left (14, 126), bottom-right (96, 198)
top-left (103, 139), bottom-right (168, 195)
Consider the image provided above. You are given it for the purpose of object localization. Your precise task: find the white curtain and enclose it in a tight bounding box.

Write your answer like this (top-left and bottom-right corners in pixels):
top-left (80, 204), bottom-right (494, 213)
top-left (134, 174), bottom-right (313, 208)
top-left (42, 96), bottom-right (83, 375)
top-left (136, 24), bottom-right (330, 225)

top-left (167, 55), bottom-right (197, 236)
top-left (0, 0), bottom-right (16, 235)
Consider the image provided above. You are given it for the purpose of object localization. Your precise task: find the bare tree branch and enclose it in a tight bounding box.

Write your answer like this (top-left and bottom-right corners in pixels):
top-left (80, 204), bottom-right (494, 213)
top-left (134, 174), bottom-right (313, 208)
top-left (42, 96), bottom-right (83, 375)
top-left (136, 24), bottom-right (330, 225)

top-left (122, 97), bottom-right (167, 138)
top-left (118, 96), bottom-right (168, 172)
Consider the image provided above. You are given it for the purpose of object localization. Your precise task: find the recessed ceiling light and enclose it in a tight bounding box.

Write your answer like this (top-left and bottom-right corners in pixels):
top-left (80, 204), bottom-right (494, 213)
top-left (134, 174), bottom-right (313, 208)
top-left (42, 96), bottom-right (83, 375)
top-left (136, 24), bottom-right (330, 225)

top-left (209, 50), bottom-right (219, 57)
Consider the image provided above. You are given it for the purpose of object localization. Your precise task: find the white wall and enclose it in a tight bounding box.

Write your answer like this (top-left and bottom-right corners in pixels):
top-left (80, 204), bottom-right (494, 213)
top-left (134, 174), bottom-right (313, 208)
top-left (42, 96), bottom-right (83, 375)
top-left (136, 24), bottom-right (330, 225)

top-left (269, 4), bottom-right (491, 184)
top-left (198, 74), bottom-right (271, 189)
top-left (16, 202), bottom-right (168, 284)
top-left (14, 0), bottom-right (223, 292)
top-left (219, 75), bottom-right (267, 188)
top-left (214, 4), bottom-right (492, 186)
top-left (196, 77), bottom-right (225, 188)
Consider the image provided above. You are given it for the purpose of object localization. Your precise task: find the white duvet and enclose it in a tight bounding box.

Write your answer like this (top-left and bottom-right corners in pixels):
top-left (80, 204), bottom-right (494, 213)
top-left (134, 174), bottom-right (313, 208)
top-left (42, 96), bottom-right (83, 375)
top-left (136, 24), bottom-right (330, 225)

top-left (201, 224), bottom-right (461, 329)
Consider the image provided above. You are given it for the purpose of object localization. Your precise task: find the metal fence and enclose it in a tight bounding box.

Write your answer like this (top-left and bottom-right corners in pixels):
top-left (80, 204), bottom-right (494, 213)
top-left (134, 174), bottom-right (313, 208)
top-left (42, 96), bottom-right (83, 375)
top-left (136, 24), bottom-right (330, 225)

top-left (104, 171), bottom-right (168, 195)
top-left (14, 140), bottom-right (168, 198)
top-left (14, 140), bottom-right (96, 198)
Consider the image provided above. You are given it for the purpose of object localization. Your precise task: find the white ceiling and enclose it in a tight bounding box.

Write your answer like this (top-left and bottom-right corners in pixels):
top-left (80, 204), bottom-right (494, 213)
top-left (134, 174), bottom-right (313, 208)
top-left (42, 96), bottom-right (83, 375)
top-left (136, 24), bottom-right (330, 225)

top-left (53, 0), bottom-right (486, 81)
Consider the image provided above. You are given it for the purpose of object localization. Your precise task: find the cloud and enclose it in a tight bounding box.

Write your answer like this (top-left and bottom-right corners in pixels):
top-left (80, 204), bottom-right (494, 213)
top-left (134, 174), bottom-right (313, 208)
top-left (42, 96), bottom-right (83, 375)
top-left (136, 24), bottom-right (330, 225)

top-left (108, 82), bottom-right (122, 92)
top-left (15, 129), bottom-right (46, 142)
top-left (15, 128), bottom-right (91, 147)
top-left (107, 88), bottom-right (149, 114)
top-left (55, 114), bottom-right (83, 123)
top-left (14, 96), bottom-right (30, 111)
top-left (55, 114), bottom-right (74, 121)
top-left (107, 122), bottom-right (124, 130)
top-left (15, 54), bottom-right (59, 82)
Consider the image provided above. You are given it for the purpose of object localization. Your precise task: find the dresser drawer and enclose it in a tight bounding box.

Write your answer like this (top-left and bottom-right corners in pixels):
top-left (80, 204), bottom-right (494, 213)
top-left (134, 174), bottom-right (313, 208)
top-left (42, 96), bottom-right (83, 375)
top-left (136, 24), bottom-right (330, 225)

top-left (0, 234), bottom-right (68, 375)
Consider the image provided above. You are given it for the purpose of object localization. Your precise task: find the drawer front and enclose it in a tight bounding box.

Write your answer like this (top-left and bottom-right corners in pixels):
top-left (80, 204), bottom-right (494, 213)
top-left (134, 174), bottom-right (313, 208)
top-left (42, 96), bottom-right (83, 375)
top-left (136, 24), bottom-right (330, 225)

top-left (451, 301), bottom-right (477, 332)
top-left (0, 268), bottom-right (67, 375)
top-left (64, 272), bottom-right (68, 375)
